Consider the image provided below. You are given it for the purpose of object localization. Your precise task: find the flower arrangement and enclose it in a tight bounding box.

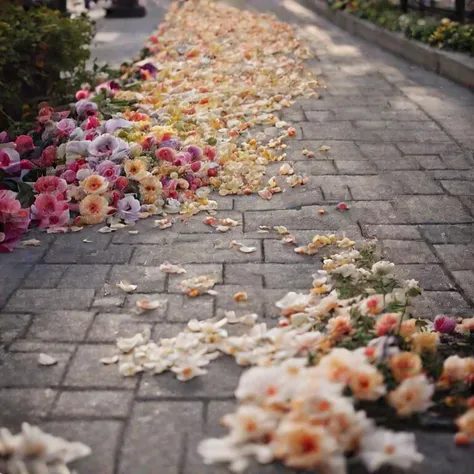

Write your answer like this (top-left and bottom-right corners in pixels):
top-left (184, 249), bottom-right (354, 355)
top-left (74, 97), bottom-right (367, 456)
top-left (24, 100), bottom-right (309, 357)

top-left (0, 0), bottom-right (317, 251)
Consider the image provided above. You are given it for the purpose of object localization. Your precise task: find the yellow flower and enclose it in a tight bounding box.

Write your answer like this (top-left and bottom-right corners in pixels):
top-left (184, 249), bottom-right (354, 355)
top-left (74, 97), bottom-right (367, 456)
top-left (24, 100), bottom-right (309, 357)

top-left (81, 174), bottom-right (109, 194)
top-left (124, 159), bottom-right (148, 180)
top-left (79, 195), bottom-right (109, 225)
top-left (390, 352), bottom-right (422, 382)
top-left (411, 332), bottom-right (438, 353)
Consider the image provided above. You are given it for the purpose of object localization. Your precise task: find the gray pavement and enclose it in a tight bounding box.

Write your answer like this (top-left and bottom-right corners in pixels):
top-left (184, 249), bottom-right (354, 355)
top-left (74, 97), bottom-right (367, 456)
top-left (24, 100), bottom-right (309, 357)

top-left (1, 1), bottom-right (474, 473)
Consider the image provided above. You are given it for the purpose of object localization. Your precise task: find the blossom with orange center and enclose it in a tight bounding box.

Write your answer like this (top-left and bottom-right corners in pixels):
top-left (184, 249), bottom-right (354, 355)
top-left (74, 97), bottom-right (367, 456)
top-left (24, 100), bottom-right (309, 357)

top-left (318, 348), bottom-right (365, 385)
top-left (360, 295), bottom-right (384, 316)
top-left (440, 355), bottom-right (468, 384)
top-left (390, 352), bottom-right (422, 382)
top-left (139, 175), bottom-right (162, 204)
top-left (456, 408), bottom-right (474, 441)
top-left (400, 319), bottom-right (417, 339)
top-left (410, 332), bottom-right (438, 354)
top-left (273, 421), bottom-right (337, 469)
top-left (375, 313), bottom-right (400, 336)
top-left (124, 159), bottom-right (148, 181)
top-left (326, 315), bottom-right (354, 341)
top-left (459, 317), bottom-right (474, 333)
top-left (81, 174), bottom-right (109, 194)
top-left (349, 365), bottom-right (386, 401)
top-left (388, 374), bottom-right (434, 416)
top-left (79, 194), bottom-right (109, 225)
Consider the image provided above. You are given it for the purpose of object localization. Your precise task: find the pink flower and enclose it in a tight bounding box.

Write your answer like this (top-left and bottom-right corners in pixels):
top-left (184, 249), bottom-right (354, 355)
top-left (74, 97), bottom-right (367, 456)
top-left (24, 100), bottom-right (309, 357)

top-left (75, 90), bottom-right (89, 101)
top-left (434, 315), bottom-right (456, 334)
top-left (57, 118), bottom-right (76, 137)
top-left (84, 116), bottom-right (100, 130)
top-left (15, 135), bottom-right (35, 156)
top-left (337, 202), bottom-right (349, 211)
top-left (60, 169), bottom-right (77, 184)
top-left (156, 147), bottom-right (175, 162)
top-left (0, 149), bottom-right (13, 168)
top-left (115, 176), bottom-right (129, 192)
top-left (37, 107), bottom-right (54, 124)
top-left (34, 176), bottom-right (68, 198)
top-left (0, 190), bottom-right (30, 252)
top-left (96, 160), bottom-right (121, 182)
top-left (31, 194), bottom-right (70, 228)
top-left (203, 145), bottom-right (216, 161)
top-left (40, 145), bottom-right (57, 168)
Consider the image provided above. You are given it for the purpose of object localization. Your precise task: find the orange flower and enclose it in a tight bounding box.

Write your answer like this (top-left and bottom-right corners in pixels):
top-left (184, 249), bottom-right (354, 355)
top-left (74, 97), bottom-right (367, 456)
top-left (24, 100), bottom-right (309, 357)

top-left (375, 313), bottom-right (400, 336)
top-left (327, 315), bottom-right (354, 341)
top-left (400, 319), bottom-right (417, 339)
top-left (349, 365), bottom-right (386, 401)
top-left (390, 352), bottom-right (422, 382)
top-left (124, 159), bottom-right (148, 180)
top-left (81, 174), bottom-right (109, 194)
top-left (411, 332), bottom-right (438, 354)
top-left (79, 195), bottom-right (109, 225)
top-left (139, 175), bottom-right (162, 204)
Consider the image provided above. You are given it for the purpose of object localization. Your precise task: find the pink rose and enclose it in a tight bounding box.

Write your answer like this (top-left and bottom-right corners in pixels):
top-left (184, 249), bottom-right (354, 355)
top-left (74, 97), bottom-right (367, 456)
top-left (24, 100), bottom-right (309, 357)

top-left (34, 176), bottom-right (68, 198)
top-left (75, 99), bottom-right (98, 119)
top-left (40, 145), bottom-right (57, 168)
top-left (75, 90), bottom-right (89, 101)
top-left (31, 194), bottom-right (70, 228)
top-left (57, 118), bottom-right (76, 137)
top-left (15, 135), bottom-right (35, 156)
top-left (156, 147), bottom-right (175, 162)
top-left (96, 160), bottom-right (121, 182)
top-left (37, 107), bottom-right (54, 124)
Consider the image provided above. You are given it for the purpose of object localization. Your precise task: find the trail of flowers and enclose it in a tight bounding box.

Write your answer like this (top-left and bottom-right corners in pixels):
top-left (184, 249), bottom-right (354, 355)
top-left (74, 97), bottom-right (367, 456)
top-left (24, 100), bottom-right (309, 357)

top-left (0, 0), bottom-right (317, 251)
top-left (106, 235), bottom-right (474, 473)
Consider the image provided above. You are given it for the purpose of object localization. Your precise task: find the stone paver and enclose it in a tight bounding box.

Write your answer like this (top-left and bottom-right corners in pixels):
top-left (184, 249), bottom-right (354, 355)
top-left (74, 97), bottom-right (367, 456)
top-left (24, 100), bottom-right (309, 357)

top-left (1, 0), bottom-right (473, 473)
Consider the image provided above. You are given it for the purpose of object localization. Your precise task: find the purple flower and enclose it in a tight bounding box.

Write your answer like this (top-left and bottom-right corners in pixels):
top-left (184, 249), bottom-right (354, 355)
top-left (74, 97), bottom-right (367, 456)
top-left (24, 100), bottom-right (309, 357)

top-left (0, 131), bottom-right (12, 144)
top-left (96, 160), bottom-right (121, 182)
top-left (434, 315), bottom-right (456, 334)
top-left (75, 99), bottom-right (98, 119)
top-left (103, 118), bottom-right (133, 134)
top-left (57, 118), bottom-right (76, 137)
top-left (140, 63), bottom-right (158, 77)
top-left (116, 195), bottom-right (141, 223)
top-left (159, 139), bottom-right (181, 150)
top-left (186, 145), bottom-right (201, 161)
top-left (88, 134), bottom-right (129, 163)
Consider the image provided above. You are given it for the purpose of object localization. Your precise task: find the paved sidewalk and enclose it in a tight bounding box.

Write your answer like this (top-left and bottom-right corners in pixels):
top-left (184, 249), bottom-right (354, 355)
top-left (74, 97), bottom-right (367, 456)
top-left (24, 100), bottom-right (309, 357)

top-left (1, 1), bottom-right (473, 473)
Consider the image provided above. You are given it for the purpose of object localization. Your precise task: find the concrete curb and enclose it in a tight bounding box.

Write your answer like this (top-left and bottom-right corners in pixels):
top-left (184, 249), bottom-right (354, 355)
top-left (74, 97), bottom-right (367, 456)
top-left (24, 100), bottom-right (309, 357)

top-left (302, 0), bottom-right (474, 90)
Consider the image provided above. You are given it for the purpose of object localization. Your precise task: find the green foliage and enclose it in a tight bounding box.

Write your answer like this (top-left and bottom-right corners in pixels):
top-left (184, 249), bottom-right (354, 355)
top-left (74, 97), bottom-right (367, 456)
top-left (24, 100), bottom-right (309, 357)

top-left (0, 4), bottom-right (93, 128)
top-left (330, 1), bottom-right (474, 55)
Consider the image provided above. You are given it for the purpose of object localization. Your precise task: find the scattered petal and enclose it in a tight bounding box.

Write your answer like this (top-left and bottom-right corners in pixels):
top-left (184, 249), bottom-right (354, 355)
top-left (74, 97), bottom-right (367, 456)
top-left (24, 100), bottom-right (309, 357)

top-left (116, 281), bottom-right (137, 292)
top-left (22, 239), bottom-right (41, 247)
top-left (38, 353), bottom-right (57, 366)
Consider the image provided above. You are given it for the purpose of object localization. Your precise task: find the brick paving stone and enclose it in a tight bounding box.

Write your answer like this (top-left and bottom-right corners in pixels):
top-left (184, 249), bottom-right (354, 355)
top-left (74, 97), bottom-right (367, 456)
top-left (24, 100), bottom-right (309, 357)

top-left (4, 289), bottom-right (95, 312)
top-left (41, 420), bottom-right (122, 474)
top-left (57, 264), bottom-right (111, 289)
top-left (335, 160), bottom-right (377, 175)
top-left (138, 356), bottom-right (242, 399)
top-left (433, 244), bottom-right (474, 271)
top-left (108, 265), bottom-right (167, 293)
top-left (87, 313), bottom-right (154, 342)
top-left (22, 264), bottom-right (66, 289)
top-left (395, 264), bottom-right (454, 291)
top-left (44, 244), bottom-right (133, 264)
top-left (451, 270), bottom-right (474, 303)
top-left (92, 294), bottom-right (126, 311)
top-left (372, 157), bottom-right (421, 171)
top-left (413, 291), bottom-right (472, 319)
top-left (0, 313), bottom-right (31, 345)
top-left (167, 294), bottom-right (215, 322)
top-left (63, 344), bottom-right (138, 389)
top-left (361, 224), bottom-right (421, 240)
top-left (421, 224), bottom-right (474, 244)
top-left (442, 180), bottom-right (474, 195)
top-left (415, 155), bottom-right (446, 170)
top-left (382, 240), bottom-right (439, 264)
top-left (393, 196), bottom-right (473, 223)
top-left (0, 264), bottom-right (32, 308)
top-left (0, 247), bottom-right (48, 265)
top-left (0, 388), bottom-right (56, 424)
top-left (0, 352), bottom-right (70, 387)
top-left (53, 390), bottom-right (133, 418)
top-left (385, 171), bottom-right (443, 194)
top-left (119, 401), bottom-right (202, 474)
top-left (132, 239), bottom-right (262, 265)
top-left (357, 143), bottom-right (402, 159)
top-left (7, 341), bottom-right (76, 353)
top-left (26, 311), bottom-right (96, 341)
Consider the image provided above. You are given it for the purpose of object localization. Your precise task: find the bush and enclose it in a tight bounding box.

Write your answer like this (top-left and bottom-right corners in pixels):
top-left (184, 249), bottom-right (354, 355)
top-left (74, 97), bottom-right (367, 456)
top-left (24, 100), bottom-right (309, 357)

top-left (0, 3), bottom-right (93, 129)
top-left (330, 0), bottom-right (474, 55)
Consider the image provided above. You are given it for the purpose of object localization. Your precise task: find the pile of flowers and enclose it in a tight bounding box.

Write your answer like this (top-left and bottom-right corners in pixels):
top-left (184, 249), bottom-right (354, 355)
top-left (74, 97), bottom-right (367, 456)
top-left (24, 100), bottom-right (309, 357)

top-left (0, 0), bottom-right (318, 252)
top-left (103, 238), bottom-right (474, 472)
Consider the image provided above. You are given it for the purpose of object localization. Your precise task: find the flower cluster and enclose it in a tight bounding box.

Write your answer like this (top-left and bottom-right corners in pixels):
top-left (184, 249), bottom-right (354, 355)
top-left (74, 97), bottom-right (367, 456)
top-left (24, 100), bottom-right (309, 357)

top-left (0, 190), bottom-right (30, 252)
top-left (0, 0), bottom-right (318, 251)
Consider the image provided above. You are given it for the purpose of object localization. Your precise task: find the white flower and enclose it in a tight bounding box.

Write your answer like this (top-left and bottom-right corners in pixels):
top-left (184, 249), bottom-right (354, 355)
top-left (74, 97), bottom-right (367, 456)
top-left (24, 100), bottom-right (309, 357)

top-left (171, 363), bottom-right (207, 381)
top-left (371, 261), bottom-right (395, 276)
top-left (88, 133), bottom-right (129, 163)
top-left (235, 366), bottom-right (283, 402)
top-left (331, 263), bottom-right (357, 279)
top-left (388, 374), bottom-right (434, 416)
top-left (360, 429), bottom-right (423, 472)
top-left (275, 292), bottom-right (312, 316)
top-left (222, 406), bottom-right (277, 442)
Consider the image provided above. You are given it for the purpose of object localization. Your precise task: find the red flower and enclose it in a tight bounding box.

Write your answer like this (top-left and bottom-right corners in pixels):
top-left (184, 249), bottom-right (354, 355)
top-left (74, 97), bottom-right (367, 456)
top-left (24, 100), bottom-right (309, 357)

top-left (40, 145), bottom-right (57, 168)
top-left (15, 135), bottom-right (35, 156)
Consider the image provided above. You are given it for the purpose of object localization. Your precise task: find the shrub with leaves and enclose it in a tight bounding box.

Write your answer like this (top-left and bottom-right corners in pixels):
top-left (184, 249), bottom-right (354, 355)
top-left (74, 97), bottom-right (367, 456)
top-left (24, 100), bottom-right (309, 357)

top-left (0, 3), bottom-right (93, 129)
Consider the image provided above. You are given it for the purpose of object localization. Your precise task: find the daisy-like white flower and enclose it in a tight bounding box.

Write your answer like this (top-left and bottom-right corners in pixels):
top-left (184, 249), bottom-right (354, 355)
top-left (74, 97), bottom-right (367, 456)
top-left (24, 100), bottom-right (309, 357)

top-left (171, 362), bottom-right (208, 381)
top-left (388, 374), bottom-right (434, 416)
top-left (349, 364), bottom-right (386, 401)
top-left (359, 429), bottom-right (423, 472)
top-left (275, 292), bottom-right (313, 317)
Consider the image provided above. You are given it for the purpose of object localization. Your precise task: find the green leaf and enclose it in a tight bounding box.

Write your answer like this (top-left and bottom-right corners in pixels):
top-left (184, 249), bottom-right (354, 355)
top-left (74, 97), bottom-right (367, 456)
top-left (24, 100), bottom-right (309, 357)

top-left (16, 181), bottom-right (35, 208)
top-left (206, 137), bottom-right (217, 146)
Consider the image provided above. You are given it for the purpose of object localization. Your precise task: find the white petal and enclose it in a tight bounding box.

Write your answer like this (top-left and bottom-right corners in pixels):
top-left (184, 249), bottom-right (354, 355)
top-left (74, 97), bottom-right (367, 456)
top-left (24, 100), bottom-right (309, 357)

top-left (116, 281), bottom-right (137, 292)
top-left (22, 239), bottom-right (41, 247)
top-left (38, 353), bottom-right (57, 366)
